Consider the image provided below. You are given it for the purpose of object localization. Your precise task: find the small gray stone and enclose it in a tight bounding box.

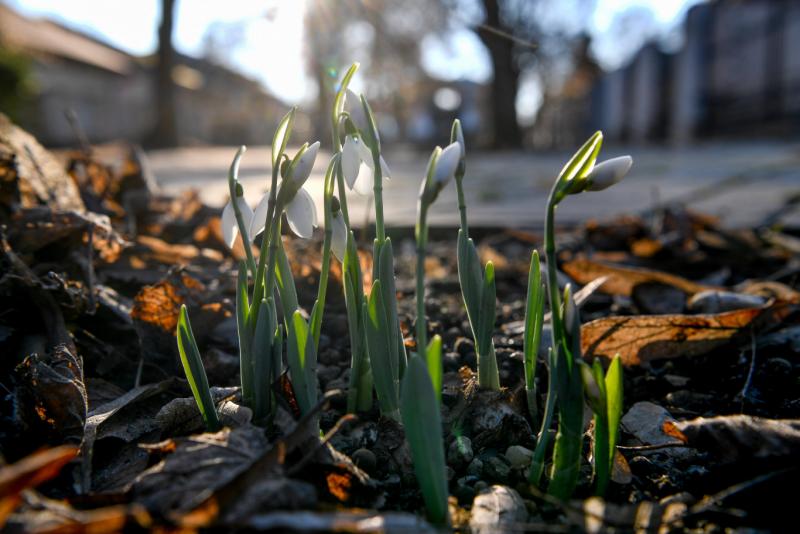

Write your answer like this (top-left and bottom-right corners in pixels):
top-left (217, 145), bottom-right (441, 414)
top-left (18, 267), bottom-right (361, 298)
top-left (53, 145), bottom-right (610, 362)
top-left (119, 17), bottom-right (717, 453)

top-left (504, 445), bottom-right (533, 471)
top-left (466, 457), bottom-right (484, 477)
top-left (469, 485), bottom-right (528, 534)
top-left (484, 456), bottom-right (511, 482)
top-left (448, 436), bottom-right (474, 468)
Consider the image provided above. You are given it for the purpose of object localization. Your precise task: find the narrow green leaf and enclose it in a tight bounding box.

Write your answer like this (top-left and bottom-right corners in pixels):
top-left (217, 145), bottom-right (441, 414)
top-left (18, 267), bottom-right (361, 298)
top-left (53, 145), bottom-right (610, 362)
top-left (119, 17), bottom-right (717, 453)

top-left (272, 108), bottom-right (296, 167)
top-left (276, 240), bottom-right (299, 317)
top-left (286, 310), bottom-right (316, 416)
top-left (333, 63), bottom-right (359, 118)
top-left (456, 229), bottom-right (482, 329)
top-left (377, 238), bottom-right (406, 378)
top-left (364, 279), bottom-right (400, 420)
top-left (176, 305), bottom-right (220, 432)
top-left (425, 335), bottom-right (443, 403)
top-left (400, 356), bottom-right (449, 526)
top-left (476, 261), bottom-right (500, 390)
top-left (236, 261), bottom-right (253, 407)
top-left (252, 298), bottom-right (275, 422)
top-left (605, 355), bottom-right (623, 464)
top-left (523, 251), bottom-right (544, 415)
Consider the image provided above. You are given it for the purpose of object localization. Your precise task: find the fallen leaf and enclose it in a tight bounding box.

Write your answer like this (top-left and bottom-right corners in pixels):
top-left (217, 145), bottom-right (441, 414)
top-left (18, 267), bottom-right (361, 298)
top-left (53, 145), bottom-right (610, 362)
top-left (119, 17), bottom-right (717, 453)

top-left (563, 258), bottom-right (717, 298)
top-left (581, 307), bottom-right (764, 366)
top-left (0, 446), bottom-right (77, 526)
top-left (665, 416), bottom-right (800, 463)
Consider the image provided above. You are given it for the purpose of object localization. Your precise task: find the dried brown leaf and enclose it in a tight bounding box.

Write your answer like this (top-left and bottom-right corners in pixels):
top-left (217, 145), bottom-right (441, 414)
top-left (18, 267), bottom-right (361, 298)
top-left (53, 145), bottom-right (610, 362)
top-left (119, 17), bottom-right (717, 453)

top-left (563, 258), bottom-right (717, 297)
top-left (581, 307), bottom-right (763, 366)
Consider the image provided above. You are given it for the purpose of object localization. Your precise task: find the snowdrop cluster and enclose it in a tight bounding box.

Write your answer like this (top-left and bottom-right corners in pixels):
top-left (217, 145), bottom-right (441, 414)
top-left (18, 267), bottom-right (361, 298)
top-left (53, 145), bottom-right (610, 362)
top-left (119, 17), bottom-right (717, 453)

top-left (176, 62), bottom-right (633, 525)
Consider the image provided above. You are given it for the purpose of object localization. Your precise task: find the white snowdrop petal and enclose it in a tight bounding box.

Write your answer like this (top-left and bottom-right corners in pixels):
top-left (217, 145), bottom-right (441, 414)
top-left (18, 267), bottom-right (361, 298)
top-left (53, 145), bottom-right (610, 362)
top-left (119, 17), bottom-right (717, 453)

top-left (342, 136), bottom-right (361, 189)
top-left (586, 156), bottom-right (633, 191)
top-left (356, 136), bottom-right (374, 169)
top-left (291, 141), bottom-right (320, 188)
top-left (222, 196), bottom-right (254, 248)
top-left (331, 212), bottom-right (347, 262)
top-left (249, 192), bottom-right (271, 238)
top-left (353, 162), bottom-right (374, 196)
top-left (434, 142), bottom-right (461, 185)
top-left (221, 200), bottom-right (238, 249)
top-left (346, 89), bottom-right (368, 132)
top-left (285, 187), bottom-right (317, 238)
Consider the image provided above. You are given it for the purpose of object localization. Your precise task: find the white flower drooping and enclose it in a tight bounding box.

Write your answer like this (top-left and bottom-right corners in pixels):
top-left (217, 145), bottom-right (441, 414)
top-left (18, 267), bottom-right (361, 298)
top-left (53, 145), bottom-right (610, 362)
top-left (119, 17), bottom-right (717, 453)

top-left (341, 134), bottom-right (391, 195)
top-left (221, 142), bottom-right (320, 246)
top-left (221, 194), bottom-right (255, 249)
top-left (330, 209), bottom-right (348, 262)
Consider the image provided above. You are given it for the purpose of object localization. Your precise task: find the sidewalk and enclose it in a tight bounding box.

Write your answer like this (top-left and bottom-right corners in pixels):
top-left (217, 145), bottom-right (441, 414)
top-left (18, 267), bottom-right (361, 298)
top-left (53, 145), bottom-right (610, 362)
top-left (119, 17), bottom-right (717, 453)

top-left (147, 140), bottom-right (800, 229)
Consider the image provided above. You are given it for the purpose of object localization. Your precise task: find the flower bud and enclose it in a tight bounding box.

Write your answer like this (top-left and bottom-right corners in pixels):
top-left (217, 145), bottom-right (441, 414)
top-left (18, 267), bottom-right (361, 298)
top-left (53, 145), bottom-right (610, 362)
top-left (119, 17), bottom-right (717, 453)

top-left (585, 156), bottom-right (633, 192)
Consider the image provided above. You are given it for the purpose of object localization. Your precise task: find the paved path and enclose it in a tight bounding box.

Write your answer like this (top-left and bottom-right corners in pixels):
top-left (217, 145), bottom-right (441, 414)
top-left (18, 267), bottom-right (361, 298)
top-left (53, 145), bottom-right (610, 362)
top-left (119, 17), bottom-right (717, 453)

top-left (147, 141), bottom-right (800, 229)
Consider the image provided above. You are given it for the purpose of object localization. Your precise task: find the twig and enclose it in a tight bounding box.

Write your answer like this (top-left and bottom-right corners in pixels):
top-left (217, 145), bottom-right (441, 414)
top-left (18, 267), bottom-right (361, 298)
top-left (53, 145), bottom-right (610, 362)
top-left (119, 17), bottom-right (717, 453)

top-left (616, 442), bottom-right (688, 452)
top-left (287, 413), bottom-right (358, 476)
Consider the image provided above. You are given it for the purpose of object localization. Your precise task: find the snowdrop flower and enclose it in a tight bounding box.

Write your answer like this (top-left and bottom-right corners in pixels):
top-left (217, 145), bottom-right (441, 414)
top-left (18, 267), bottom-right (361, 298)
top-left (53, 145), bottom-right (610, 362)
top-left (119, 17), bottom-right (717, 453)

top-left (341, 134), bottom-right (391, 196)
top-left (433, 142), bottom-right (461, 186)
top-left (344, 89), bottom-right (369, 136)
top-left (221, 188), bottom-right (254, 249)
top-left (248, 142), bottom-right (321, 240)
top-left (330, 197), bottom-right (348, 262)
top-left (584, 156), bottom-right (633, 192)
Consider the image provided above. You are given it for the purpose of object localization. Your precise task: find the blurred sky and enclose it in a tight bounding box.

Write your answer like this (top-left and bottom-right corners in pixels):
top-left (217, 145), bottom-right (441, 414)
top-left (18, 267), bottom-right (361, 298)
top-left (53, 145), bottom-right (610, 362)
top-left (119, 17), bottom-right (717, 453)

top-left (10, 0), bottom-right (703, 104)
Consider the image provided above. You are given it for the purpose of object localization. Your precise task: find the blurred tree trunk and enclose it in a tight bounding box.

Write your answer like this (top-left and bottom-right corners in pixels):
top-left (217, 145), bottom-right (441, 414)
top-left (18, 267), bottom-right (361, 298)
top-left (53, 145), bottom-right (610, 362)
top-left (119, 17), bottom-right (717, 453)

top-left (478, 0), bottom-right (522, 149)
top-left (152, 0), bottom-right (178, 147)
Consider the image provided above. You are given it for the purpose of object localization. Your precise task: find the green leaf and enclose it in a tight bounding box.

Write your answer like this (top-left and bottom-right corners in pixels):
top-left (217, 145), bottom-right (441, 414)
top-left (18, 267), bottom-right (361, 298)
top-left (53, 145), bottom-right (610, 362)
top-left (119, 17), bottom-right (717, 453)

top-left (252, 298), bottom-right (275, 422)
top-left (236, 261), bottom-right (253, 407)
top-left (272, 107), bottom-right (296, 167)
top-left (457, 229), bottom-right (482, 330)
top-left (476, 261), bottom-right (500, 389)
top-left (523, 251), bottom-right (544, 398)
top-left (333, 63), bottom-right (359, 119)
top-left (176, 305), bottom-right (220, 432)
top-left (276, 240), bottom-right (299, 317)
top-left (605, 355), bottom-right (623, 465)
top-left (425, 335), bottom-right (443, 404)
top-left (377, 238), bottom-right (407, 379)
top-left (286, 310), bottom-right (317, 416)
top-left (400, 356), bottom-right (449, 526)
top-left (343, 231), bottom-right (373, 413)
top-left (364, 279), bottom-right (400, 420)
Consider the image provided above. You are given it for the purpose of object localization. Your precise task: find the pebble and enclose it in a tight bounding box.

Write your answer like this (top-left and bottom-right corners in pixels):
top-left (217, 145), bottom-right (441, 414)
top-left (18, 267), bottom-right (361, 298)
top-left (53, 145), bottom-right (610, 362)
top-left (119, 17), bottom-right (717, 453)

top-left (687, 290), bottom-right (766, 314)
top-left (447, 436), bottom-right (474, 468)
top-left (466, 457), bottom-right (484, 477)
top-left (469, 485), bottom-right (528, 534)
top-left (504, 445), bottom-right (533, 471)
top-left (484, 455), bottom-right (511, 482)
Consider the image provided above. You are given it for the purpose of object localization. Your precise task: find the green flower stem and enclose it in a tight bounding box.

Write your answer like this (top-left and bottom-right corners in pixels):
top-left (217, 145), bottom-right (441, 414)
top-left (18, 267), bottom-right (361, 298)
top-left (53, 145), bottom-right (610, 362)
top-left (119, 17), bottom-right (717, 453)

top-left (455, 176), bottom-right (469, 236)
top-left (529, 347), bottom-right (557, 486)
top-left (372, 150), bottom-right (385, 242)
top-left (593, 411), bottom-right (610, 496)
top-left (311, 157), bottom-right (339, 348)
top-left (227, 148), bottom-right (257, 278)
top-left (415, 205), bottom-right (429, 356)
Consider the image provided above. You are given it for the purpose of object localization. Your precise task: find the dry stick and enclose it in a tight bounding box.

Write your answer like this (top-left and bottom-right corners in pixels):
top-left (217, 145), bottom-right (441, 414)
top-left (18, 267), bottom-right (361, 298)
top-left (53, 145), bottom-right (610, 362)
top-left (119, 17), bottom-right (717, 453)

top-left (287, 412), bottom-right (358, 476)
